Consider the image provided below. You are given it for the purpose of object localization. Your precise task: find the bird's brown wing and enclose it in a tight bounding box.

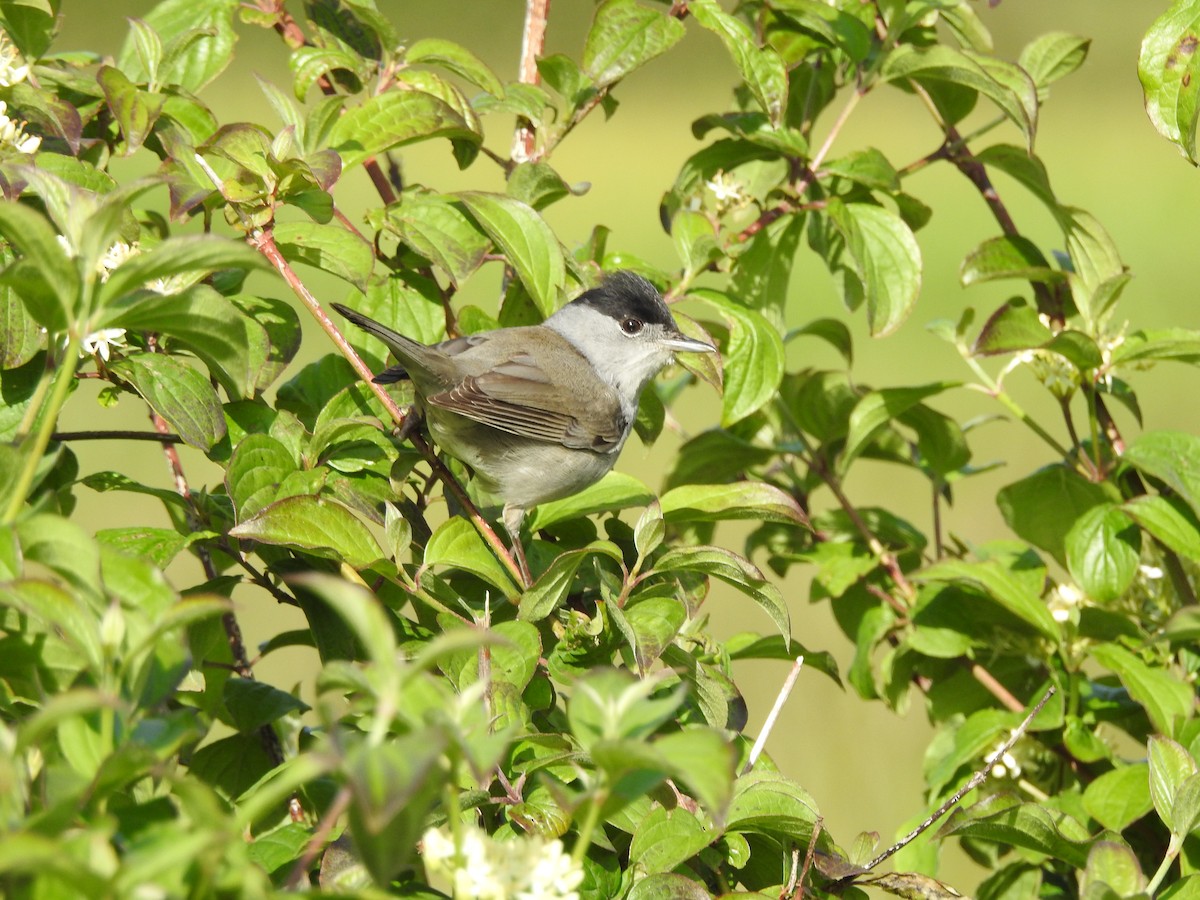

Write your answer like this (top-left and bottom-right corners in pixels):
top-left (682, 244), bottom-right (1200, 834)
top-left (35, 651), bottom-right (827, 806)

top-left (427, 353), bottom-right (626, 451)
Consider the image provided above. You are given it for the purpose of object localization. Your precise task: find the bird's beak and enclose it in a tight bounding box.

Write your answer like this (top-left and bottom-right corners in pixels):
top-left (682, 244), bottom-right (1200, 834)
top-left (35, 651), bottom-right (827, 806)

top-left (662, 333), bottom-right (717, 354)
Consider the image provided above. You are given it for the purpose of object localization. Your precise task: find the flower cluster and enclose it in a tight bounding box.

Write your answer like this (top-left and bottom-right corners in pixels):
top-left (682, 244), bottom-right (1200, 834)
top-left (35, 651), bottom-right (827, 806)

top-left (1046, 581), bottom-right (1084, 624)
top-left (422, 825), bottom-right (583, 900)
top-left (0, 29), bottom-right (29, 86)
top-left (0, 100), bottom-right (39, 155)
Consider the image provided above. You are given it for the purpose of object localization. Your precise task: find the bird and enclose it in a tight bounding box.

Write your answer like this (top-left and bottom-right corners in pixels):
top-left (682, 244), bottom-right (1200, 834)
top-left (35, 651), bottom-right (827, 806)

top-left (331, 271), bottom-right (716, 580)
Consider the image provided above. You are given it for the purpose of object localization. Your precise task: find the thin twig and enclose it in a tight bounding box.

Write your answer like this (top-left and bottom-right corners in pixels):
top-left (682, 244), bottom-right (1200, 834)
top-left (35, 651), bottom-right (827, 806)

top-left (52, 429), bottom-right (184, 443)
top-left (792, 817), bottom-right (822, 900)
top-left (863, 684), bottom-right (1056, 871)
top-left (512, 0), bottom-right (551, 162)
top-left (743, 656), bottom-right (804, 775)
top-left (284, 785), bottom-right (352, 889)
top-left (144, 373), bottom-right (290, 776)
top-left (783, 846), bottom-right (803, 900)
top-left (968, 663), bottom-right (1024, 714)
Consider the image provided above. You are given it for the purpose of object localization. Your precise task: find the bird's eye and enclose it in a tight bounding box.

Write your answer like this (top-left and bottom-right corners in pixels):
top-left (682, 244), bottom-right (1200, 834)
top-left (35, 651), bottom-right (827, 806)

top-left (620, 317), bottom-right (643, 335)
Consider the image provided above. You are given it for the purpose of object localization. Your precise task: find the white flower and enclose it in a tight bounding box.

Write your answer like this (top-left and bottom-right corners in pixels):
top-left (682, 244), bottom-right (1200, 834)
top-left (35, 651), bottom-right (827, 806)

top-left (1139, 564), bottom-right (1163, 580)
top-left (705, 170), bottom-right (747, 206)
top-left (99, 240), bottom-right (140, 278)
top-left (1047, 582), bottom-right (1084, 623)
top-left (422, 825), bottom-right (583, 900)
top-left (80, 328), bottom-right (128, 362)
top-left (0, 100), bottom-right (39, 154)
top-left (517, 836), bottom-right (583, 900)
top-left (0, 30), bottom-right (29, 87)
top-left (988, 742), bottom-right (1022, 779)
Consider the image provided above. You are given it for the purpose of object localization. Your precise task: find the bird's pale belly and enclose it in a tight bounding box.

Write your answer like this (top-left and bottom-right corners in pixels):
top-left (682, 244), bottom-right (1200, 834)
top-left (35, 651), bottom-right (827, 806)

top-left (428, 414), bottom-right (624, 510)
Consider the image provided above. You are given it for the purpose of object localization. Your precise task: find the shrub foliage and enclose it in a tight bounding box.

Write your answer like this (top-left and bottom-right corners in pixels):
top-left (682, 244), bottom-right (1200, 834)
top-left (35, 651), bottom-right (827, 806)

top-left (1, 0), bottom-right (1199, 897)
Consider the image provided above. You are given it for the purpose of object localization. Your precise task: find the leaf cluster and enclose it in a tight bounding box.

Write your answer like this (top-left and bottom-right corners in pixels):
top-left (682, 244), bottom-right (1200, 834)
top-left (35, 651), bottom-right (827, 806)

top-left (1, 0), bottom-right (1199, 898)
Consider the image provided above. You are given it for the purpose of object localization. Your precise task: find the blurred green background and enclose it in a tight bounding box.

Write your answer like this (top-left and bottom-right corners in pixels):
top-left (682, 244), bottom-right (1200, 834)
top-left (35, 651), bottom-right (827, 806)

top-left (51, 1), bottom-right (1200, 888)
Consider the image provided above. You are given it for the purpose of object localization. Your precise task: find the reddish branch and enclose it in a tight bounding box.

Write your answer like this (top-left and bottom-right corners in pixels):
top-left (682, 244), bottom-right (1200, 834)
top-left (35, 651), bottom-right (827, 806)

top-left (512, 0), bottom-right (552, 161)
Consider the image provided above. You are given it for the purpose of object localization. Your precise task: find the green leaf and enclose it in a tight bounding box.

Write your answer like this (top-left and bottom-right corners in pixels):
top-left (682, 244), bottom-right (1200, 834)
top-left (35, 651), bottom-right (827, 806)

top-left (1174, 773), bottom-right (1200, 836)
top-left (0, 279), bottom-right (42, 369)
top-left (583, 0), bottom-right (686, 88)
top-left (529, 471), bottom-right (653, 530)
top-left (622, 595), bottom-right (686, 671)
top-left (0, 0), bottom-right (57, 58)
top-left (977, 144), bottom-right (1057, 210)
top-left (518, 541), bottom-right (622, 622)
top-left (1112, 327), bottom-right (1200, 366)
top-left (1082, 764), bottom-right (1152, 832)
top-left (1149, 735), bottom-right (1199, 833)
top-left (0, 199), bottom-right (79, 332)
top-left (1064, 503), bottom-right (1141, 601)
top-left (1139, 0), bottom-right (1200, 163)
top-left (1163, 606), bottom-right (1200, 645)
top-left (567, 668), bottom-right (685, 748)
top-left (190, 732), bottom-right (275, 801)
top-left (377, 193), bottom-right (488, 286)
top-left (827, 199), bottom-right (922, 337)
top-left (915, 558), bottom-right (1060, 641)
top-left (1020, 33), bottom-right (1091, 95)
top-left (660, 481), bottom-right (808, 528)
top-left (883, 44), bottom-right (1037, 146)
top-left (223, 677), bottom-right (309, 733)
top-left (1123, 431), bottom-right (1200, 519)
top-left (692, 289), bottom-right (784, 426)
top-left (228, 495), bottom-right (384, 570)
top-left (1080, 842), bottom-right (1147, 899)
top-left (97, 65), bottom-right (165, 154)
top-left (440, 620), bottom-right (540, 697)
top-left (672, 210), bottom-right (720, 279)
top-left (626, 874), bottom-right (712, 900)
top-left (629, 805), bottom-right (711, 874)
top-left (290, 573), bottom-right (396, 671)
top-left (96, 526), bottom-right (209, 568)
top-left (1090, 643), bottom-right (1194, 735)
top-left (962, 235), bottom-right (1060, 287)
top-left (1058, 208), bottom-right (1126, 324)
top-left (226, 433), bottom-right (298, 519)
top-left (117, 0), bottom-right (238, 92)
top-left (656, 545), bottom-right (790, 638)
top-left (634, 501), bottom-right (665, 561)
top-left (110, 354), bottom-right (226, 450)
top-left (273, 221), bottom-right (374, 291)
top-left (654, 728), bottom-right (736, 820)
top-left (1, 580), bottom-right (103, 677)
top-left (406, 37), bottom-right (504, 97)
top-left (726, 770), bottom-right (820, 842)
top-left (424, 517), bottom-right (520, 600)
top-left (842, 382), bottom-right (959, 471)
top-left (457, 192), bottom-right (565, 318)
top-left (939, 794), bottom-right (1092, 867)
top-left (229, 294), bottom-right (302, 392)
top-left (106, 284), bottom-right (259, 399)
top-left (973, 298), bottom-right (1054, 356)
top-left (690, 0), bottom-right (788, 124)
top-left (329, 90), bottom-right (480, 170)
top-left (730, 214), bottom-right (806, 324)
top-left (997, 466), bottom-right (1110, 565)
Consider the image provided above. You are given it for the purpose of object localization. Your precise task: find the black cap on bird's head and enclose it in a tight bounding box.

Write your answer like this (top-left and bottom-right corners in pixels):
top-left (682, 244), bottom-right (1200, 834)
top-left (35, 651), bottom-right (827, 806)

top-left (569, 271), bottom-right (676, 329)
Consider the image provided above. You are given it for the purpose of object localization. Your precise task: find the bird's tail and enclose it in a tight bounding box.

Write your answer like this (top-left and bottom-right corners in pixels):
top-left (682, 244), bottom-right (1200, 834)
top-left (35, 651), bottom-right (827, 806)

top-left (330, 302), bottom-right (432, 385)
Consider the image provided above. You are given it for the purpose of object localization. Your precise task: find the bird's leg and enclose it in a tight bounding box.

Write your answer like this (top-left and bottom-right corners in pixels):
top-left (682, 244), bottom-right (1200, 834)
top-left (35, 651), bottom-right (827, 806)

top-left (395, 404), bottom-right (422, 442)
top-left (502, 504), bottom-right (532, 586)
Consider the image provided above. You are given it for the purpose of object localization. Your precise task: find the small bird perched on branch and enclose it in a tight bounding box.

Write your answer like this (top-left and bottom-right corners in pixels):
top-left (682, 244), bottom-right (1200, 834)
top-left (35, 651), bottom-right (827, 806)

top-left (333, 271), bottom-right (715, 579)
